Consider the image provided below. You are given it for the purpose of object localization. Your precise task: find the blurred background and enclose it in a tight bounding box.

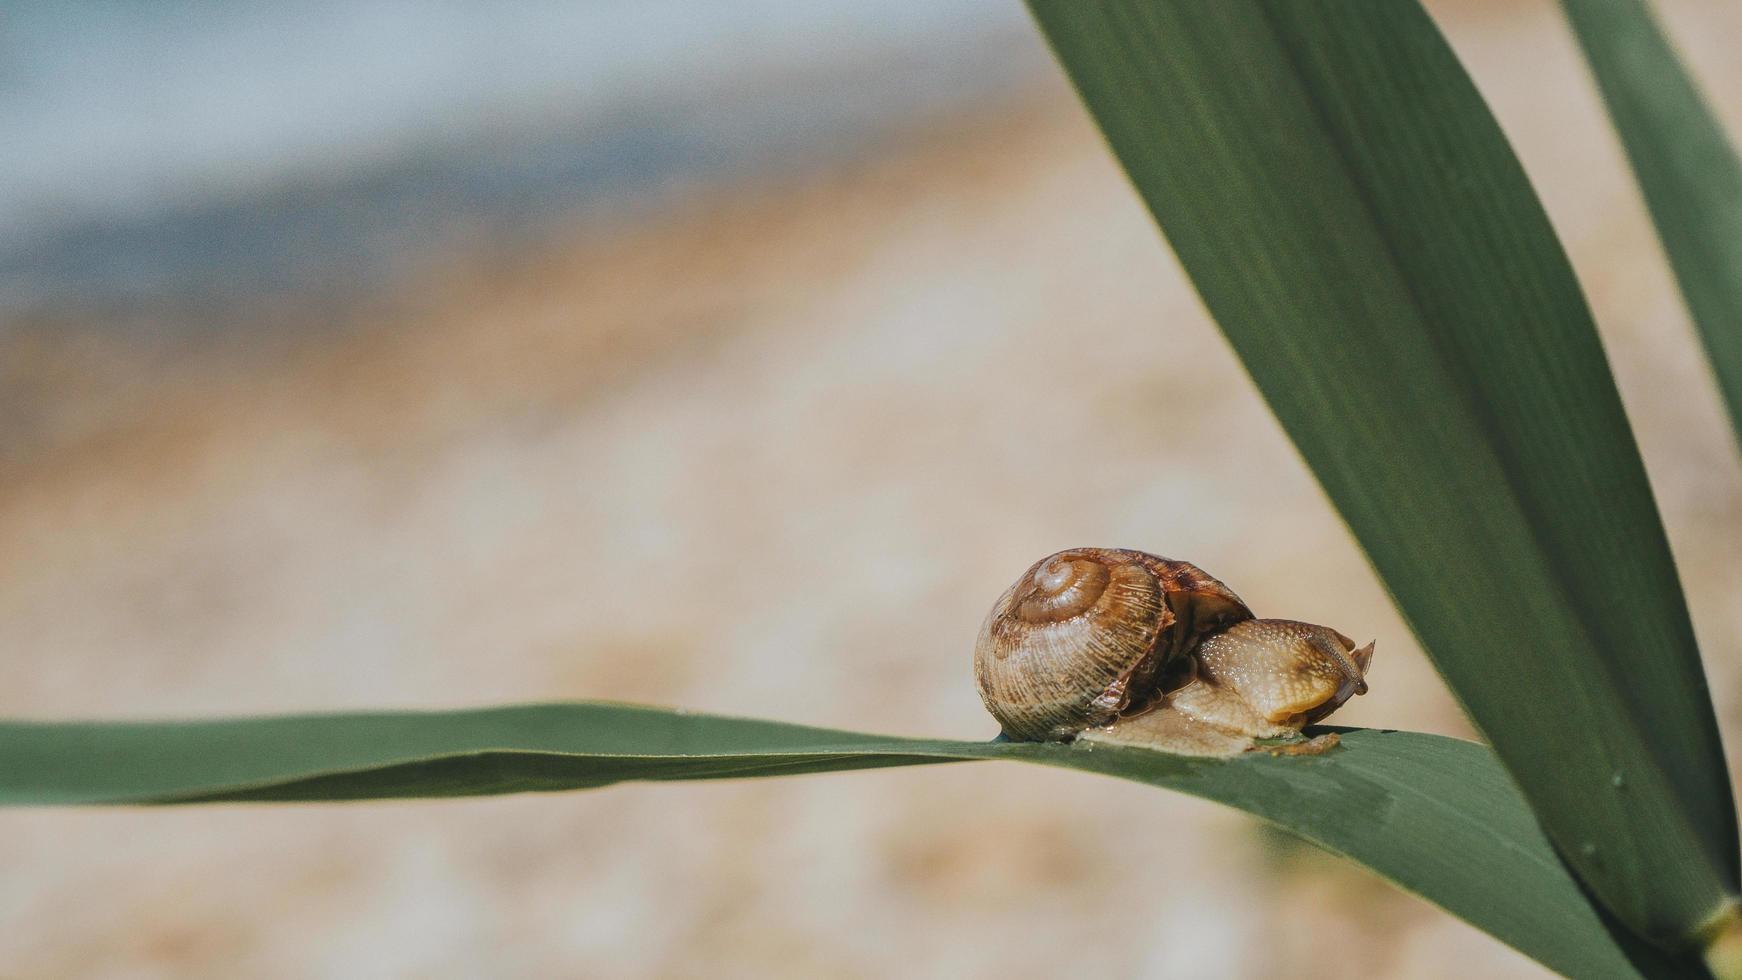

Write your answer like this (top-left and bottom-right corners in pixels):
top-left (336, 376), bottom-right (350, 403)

top-left (3, 0), bottom-right (1741, 976)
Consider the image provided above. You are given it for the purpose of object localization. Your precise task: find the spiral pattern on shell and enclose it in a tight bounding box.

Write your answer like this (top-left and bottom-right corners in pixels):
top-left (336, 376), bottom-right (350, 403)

top-left (973, 548), bottom-right (1251, 741)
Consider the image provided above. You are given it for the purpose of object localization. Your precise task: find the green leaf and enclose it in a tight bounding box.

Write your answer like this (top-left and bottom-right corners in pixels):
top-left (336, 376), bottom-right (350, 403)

top-left (0, 702), bottom-right (1694, 977)
top-left (1563, 0), bottom-right (1742, 446)
top-left (1025, 0), bottom-right (1737, 950)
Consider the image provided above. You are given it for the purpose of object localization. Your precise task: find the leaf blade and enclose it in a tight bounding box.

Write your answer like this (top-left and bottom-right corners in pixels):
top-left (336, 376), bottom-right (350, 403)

top-left (0, 702), bottom-right (1690, 978)
top-left (1025, 0), bottom-right (1737, 947)
top-left (1562, 0), bottom-right (1742, 446)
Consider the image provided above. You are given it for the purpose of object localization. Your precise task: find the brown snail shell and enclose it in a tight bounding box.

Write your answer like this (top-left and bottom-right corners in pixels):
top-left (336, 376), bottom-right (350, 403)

top-left (973, 548), bottom-right (1252, 741)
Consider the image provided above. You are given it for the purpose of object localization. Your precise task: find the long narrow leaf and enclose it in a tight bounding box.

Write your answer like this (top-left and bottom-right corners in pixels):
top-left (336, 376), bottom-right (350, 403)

top-left (1026, 0), bottom-right (1737, 951)
top-left (0, 702), bottom-right (1693, 978)
top-left (1563, 0), bottom-right (1742, 446)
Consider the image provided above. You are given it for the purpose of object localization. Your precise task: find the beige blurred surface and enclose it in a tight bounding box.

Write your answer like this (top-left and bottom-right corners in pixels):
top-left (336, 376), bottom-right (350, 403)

top-left (4, 1), bottom-right (1742, 977)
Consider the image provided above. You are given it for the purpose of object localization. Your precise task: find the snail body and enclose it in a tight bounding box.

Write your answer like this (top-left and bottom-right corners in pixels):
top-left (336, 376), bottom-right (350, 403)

top-left (974, 549), bottom-right (1374, 756)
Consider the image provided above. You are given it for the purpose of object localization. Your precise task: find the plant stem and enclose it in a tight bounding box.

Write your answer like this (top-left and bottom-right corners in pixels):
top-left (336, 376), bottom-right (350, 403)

top-left (1701, 902), bottom-right (1742, 980)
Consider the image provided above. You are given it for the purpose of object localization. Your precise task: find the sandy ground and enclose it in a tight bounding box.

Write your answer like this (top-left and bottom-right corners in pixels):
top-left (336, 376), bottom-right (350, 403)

top-left (3, 1), bottom-right (1741, 976)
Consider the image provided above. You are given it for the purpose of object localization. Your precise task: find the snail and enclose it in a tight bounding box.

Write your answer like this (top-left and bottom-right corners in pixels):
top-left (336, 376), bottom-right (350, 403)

top-left (974, 548), bottom-right (1374, 756)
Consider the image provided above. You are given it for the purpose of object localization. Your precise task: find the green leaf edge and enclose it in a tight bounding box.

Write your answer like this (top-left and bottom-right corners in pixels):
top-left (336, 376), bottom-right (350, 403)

top-left (1562, 0), bottom-right (1742, 448)
top-left (0, 701), bottom-right (1694, 978)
